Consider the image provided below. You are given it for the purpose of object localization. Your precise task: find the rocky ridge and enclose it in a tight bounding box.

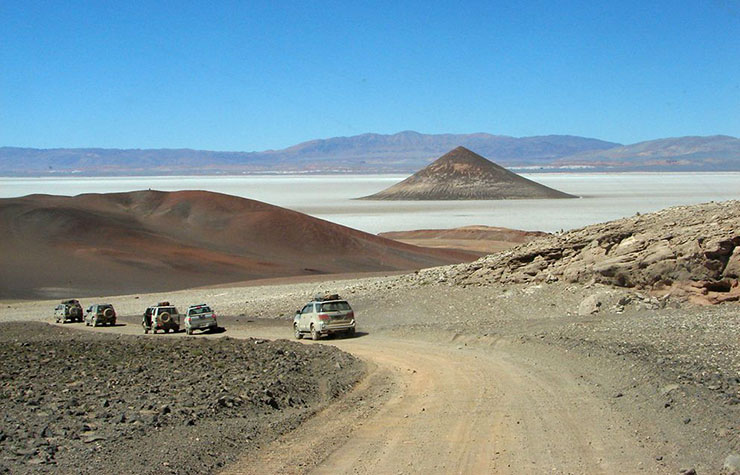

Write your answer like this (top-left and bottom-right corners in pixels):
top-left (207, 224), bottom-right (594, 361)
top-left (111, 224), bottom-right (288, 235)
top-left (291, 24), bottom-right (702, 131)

top-left (414, 200), bottom-right (740, 304)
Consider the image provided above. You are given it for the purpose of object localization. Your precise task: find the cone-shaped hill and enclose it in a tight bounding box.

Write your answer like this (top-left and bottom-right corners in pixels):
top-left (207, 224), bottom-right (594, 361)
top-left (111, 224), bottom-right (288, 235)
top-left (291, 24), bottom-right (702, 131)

top-left (360, 146), bottom-right (577, 200)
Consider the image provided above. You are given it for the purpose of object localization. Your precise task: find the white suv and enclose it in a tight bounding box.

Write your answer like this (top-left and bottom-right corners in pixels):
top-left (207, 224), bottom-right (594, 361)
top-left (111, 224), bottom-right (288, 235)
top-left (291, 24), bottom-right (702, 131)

top-left (142, 302), bottom-right (180, 334)
top-left (293, 295), bottom-right (356, 341)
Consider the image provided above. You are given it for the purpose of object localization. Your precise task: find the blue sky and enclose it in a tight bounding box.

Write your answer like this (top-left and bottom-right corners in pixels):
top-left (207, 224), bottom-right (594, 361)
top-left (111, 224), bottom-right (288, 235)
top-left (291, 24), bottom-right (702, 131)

top-left (1, 0), bottom-right (738, 150)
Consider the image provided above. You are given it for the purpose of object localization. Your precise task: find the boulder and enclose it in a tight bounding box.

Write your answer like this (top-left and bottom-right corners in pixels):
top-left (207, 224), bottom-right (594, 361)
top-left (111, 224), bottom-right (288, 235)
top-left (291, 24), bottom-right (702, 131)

top-left (578, 295), bottom-right (603, 316)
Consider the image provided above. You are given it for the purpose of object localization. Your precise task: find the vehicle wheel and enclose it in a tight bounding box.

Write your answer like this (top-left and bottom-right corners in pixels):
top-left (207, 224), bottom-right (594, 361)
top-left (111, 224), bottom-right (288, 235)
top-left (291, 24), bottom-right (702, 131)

top-left (348, 327), bottom-right (356, 337)
top-left (111, 319), bottom-right (116, 326)
top-left (311, 325), bottom-right (320, 341)
top-left (294, 324), bottom-right (303, 340)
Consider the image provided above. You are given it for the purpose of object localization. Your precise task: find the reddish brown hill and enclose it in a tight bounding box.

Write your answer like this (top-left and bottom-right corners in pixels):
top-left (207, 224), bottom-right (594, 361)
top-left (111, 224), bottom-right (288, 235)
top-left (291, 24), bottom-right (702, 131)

top-left (0, 190), bottom-right (476, 299)
top-left (361, 146), bottom-right (576, 200)
top-left (379, 226), bottom-right (549, 255)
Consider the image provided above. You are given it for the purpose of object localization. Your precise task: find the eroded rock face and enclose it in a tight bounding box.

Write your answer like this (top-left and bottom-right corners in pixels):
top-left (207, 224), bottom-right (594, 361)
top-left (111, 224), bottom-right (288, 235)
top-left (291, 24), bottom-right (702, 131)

top-left (419, 201), bottom-right (740, 303)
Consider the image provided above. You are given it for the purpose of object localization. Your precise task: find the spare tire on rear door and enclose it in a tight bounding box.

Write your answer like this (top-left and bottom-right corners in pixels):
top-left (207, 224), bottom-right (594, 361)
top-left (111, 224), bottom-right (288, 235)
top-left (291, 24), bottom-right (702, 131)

top-left (103, 308), bottom-right (114, 318)
top-left (160, 312), bottom-right (171, 324)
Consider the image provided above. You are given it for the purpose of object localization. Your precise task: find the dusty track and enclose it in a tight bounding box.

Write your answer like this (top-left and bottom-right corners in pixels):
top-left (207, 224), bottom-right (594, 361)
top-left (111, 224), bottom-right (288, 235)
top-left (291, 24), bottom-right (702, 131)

top-left (79, 321), bottom-right (664, 474)
top-left (220, 332), bottom-right (659, 474)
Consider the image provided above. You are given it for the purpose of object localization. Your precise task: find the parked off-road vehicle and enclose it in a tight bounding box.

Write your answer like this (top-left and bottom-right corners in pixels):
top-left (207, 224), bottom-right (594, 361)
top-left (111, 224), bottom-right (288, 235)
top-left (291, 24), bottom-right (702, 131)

top-left (142, 302), bottom-right (180, 334)
top-left (84, 304), bottom-right (117, 327)
top-left (184, 304), bottom-right (218, 335)
top-left (54, 299), bottom-right (83, 323)
top-left (293, 294), bottom-right (356, 341)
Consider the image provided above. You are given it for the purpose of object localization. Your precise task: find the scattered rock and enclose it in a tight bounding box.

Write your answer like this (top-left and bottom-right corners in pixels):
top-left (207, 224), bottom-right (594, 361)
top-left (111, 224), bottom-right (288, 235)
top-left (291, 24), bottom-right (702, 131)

top-left (578, 294), bottom-right (603, 316)
top-left (725, 454), bottom-right (740, 474)
top-left (0, 322), bottom-right (363, 474)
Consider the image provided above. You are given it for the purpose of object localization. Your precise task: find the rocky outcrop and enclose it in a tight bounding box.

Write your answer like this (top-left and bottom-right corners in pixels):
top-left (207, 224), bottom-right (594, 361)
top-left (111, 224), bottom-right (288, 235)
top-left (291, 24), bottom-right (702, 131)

top-left (360, 146), bottom-right (576, 200)
top-left (416, 201), bottom-right (740, 304)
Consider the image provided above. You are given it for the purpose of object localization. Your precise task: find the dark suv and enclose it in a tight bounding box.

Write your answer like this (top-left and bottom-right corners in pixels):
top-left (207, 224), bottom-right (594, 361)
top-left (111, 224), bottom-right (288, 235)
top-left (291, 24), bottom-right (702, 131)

top-left (54, 299), bottom-right (83, 323)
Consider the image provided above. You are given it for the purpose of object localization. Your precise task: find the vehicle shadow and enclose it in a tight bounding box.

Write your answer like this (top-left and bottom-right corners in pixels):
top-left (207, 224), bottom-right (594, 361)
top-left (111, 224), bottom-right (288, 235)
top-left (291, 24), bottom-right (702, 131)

top-left (329, 331), bottom-right (369, 340)
top-left (81, 322), bottom-right (127, 328)
top-left (179, 327), bottom-right (227, 335)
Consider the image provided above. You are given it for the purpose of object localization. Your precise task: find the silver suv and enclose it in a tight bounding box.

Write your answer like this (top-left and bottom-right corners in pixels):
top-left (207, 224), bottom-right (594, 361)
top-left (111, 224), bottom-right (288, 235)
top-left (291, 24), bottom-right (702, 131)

top-left (294, 295), bottom-right (356, 340)
top-left (184, 304), bottom-right (218, 335)
top-left (84, 304), bottom-right (117, 326)
top-left (142, 302), bottom-right (180, 334)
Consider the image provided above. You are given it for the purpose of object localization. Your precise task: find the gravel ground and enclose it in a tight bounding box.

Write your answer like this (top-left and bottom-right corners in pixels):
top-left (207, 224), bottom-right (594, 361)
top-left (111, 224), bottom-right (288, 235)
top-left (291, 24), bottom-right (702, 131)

top-left (0, 322), bottom-right (363, 474)
top-left (1, 275), bottom-right (738, 472)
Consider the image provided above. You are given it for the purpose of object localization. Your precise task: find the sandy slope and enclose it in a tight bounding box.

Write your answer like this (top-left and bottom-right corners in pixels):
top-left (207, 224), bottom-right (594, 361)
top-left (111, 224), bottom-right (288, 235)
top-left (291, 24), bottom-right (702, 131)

top-left (0, 190), bottom-right (475, 299)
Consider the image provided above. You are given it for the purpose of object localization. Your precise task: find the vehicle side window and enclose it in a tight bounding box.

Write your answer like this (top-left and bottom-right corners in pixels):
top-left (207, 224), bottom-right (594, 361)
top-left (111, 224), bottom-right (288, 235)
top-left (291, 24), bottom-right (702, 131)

top-left (301, 304), bottom-right (313, 314)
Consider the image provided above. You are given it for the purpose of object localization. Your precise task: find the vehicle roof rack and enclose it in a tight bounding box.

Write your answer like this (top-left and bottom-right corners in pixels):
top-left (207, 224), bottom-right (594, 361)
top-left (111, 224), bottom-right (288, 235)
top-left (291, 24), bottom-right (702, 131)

top-left (313, 293), bottom-right (341, 302)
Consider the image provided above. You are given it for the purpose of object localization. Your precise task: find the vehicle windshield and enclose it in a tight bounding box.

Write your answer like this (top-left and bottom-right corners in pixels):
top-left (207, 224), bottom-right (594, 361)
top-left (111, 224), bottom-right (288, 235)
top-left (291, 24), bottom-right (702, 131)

top-left (190, 306), bottom-right (212, 315)
top-left (319, 301), bottom-right (351, 312)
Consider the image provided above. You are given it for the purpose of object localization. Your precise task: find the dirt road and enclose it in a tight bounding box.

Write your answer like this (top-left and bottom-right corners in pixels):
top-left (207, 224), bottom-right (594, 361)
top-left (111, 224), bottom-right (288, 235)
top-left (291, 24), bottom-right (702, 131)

top-left (204, 326), bottom-right (659, 474)
top-left (65, 319), bottom-right (674, 473)
top-left (10, 277), bottom-right (734, 473)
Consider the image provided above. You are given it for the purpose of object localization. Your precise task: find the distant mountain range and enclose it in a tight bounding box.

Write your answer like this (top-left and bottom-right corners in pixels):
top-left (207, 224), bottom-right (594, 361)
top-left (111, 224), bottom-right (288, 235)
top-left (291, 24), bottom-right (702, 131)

top-left (551, 135), bottom-right (740, 171)
top-left (1, 131), bottom-right (739, 175)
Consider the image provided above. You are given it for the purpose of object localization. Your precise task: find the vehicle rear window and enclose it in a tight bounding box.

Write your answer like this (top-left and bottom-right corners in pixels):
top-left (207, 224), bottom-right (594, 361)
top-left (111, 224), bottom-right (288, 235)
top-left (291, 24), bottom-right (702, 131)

top-left (159, 307), bottom-right (176, 314)
top-left (190, 306), bottom-right (212, 315)
top-left (319, 301), bottom-right (351, 312)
